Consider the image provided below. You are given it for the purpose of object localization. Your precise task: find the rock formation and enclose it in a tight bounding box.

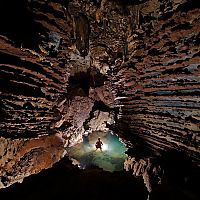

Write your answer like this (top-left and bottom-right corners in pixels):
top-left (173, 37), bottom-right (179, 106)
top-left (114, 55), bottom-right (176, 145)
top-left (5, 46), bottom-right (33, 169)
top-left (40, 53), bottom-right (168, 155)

top-left (124, 155), bottom-right (163, 193)
top-left (0, 0), bottom-right (199, 189)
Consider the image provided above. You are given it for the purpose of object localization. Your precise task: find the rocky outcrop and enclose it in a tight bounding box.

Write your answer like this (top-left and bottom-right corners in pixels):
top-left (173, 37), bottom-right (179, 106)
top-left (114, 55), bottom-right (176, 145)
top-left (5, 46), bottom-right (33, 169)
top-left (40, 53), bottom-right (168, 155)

top-left (124, 156), bottom-right (163, 193)
top-left (0, 134), bottom-right (65, 188)
top-left (87, 110), bottom-right (114, 132)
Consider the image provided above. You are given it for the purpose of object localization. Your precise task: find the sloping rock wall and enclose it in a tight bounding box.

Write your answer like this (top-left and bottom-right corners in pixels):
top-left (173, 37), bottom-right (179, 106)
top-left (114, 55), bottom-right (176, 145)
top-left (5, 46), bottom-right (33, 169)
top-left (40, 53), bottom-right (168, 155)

top-left (112, 0), bottom-right (200, 161)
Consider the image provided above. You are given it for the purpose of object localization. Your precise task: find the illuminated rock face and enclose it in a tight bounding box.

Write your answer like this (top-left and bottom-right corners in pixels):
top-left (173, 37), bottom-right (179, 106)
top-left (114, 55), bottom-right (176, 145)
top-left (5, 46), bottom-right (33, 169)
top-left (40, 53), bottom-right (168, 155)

top-left (0, 134), bottom-right (65, 188)
top-left (0, 0), bottom-right (199, 189)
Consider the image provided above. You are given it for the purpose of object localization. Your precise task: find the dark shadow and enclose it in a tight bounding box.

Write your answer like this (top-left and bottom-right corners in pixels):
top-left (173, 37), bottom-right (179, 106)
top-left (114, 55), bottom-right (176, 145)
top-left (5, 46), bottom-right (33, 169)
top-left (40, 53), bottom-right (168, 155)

top-left (0, 157), bottom-right (148, 200)
top-left (0, 0), bottom-right (44, 48)
top-left (151, 150), bottom-right (200, 200)
top-left (67, 69), bottom-right (105, 98)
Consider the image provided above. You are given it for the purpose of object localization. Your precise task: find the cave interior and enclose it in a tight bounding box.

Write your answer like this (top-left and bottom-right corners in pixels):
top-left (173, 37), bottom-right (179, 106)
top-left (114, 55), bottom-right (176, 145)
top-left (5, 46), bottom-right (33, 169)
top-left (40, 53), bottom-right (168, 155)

top-left (0, 0), bottom-right (200, 200)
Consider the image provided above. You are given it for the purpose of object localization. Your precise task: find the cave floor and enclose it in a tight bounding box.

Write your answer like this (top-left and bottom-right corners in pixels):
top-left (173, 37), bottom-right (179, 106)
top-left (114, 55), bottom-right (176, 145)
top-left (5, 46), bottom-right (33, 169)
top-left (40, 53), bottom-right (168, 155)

top-left (0, 157), bottom-right (148, 200)
top-left (0, 156), bottom-right (199, 200)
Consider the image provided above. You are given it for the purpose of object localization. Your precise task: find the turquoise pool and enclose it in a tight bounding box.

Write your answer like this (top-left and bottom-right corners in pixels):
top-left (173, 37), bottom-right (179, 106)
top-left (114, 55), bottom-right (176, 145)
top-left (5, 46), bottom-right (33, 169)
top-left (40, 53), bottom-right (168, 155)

top-left (68, 131), bottom-right (128, 172)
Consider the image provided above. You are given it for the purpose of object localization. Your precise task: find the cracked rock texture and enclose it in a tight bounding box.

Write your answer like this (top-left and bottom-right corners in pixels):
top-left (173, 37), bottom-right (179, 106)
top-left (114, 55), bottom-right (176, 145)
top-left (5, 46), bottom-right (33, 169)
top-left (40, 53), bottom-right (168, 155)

top-left (0, 0), bottom-right (199, 189)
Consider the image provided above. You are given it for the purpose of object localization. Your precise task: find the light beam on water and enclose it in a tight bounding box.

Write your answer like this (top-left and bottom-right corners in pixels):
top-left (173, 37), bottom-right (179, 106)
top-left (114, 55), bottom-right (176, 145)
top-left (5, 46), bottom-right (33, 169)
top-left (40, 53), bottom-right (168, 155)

top-left (68, 131), bottom-right (128, 172)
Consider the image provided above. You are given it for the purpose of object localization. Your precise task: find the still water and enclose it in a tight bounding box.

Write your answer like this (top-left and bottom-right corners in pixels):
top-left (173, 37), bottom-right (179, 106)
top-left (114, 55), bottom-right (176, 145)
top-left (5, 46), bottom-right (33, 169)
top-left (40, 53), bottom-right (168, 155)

top-left (68, 131), bottom-right (128, 172)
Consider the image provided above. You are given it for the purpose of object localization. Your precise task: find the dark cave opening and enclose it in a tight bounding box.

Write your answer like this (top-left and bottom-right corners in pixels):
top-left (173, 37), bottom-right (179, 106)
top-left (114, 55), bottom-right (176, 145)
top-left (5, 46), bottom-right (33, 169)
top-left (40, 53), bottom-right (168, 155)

top-left (67, 72), bottom-right (91, 96)
top-left (92, 100), bottom-right (112, 113)
top-left (67, 69), bottom-right (106, 98)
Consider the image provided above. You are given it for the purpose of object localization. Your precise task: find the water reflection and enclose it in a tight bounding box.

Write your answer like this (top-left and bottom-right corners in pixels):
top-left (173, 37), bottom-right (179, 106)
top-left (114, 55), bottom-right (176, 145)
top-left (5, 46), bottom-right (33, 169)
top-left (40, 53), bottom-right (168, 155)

top-left (68, 131), bottom-right (128, 172)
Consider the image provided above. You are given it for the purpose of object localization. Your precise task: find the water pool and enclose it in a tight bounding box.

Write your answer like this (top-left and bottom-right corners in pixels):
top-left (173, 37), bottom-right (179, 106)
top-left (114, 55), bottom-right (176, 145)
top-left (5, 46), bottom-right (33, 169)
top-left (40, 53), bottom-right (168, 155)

top-left (68, 131), bottom-right (128, 172)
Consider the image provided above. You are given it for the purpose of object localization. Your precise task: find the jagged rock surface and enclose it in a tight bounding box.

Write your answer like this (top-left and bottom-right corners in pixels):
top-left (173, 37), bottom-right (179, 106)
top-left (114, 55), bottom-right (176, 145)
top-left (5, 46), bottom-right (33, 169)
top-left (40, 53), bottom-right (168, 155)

top-left (0, 134), bottom-right (65, 188)
top-left (112, 0), bottom-right (200, 161)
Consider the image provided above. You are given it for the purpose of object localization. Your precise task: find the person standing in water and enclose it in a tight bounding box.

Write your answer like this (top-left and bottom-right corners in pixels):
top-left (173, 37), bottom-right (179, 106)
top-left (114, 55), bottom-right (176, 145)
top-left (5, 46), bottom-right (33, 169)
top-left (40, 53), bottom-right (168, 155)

top-left (95, 137), bottom-right (103, 151)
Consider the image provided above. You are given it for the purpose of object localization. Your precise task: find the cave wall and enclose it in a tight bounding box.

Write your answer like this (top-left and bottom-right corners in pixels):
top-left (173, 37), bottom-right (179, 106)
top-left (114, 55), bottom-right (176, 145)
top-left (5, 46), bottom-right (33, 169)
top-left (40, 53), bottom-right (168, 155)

top-left (113, 0), bottom-right (200, 161)
top-left (0, 134), bottom-right (65, 188)
top-left (0, 0), bottom-right (74, 187)
top-left (0, 0), bottom-right (115, 188)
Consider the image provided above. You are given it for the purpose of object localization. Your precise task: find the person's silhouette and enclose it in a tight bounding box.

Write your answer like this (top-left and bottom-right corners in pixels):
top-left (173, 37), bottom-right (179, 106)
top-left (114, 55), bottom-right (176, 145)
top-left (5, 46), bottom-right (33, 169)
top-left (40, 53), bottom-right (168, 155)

top-left (95, 137), bottom-right (103, 151)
